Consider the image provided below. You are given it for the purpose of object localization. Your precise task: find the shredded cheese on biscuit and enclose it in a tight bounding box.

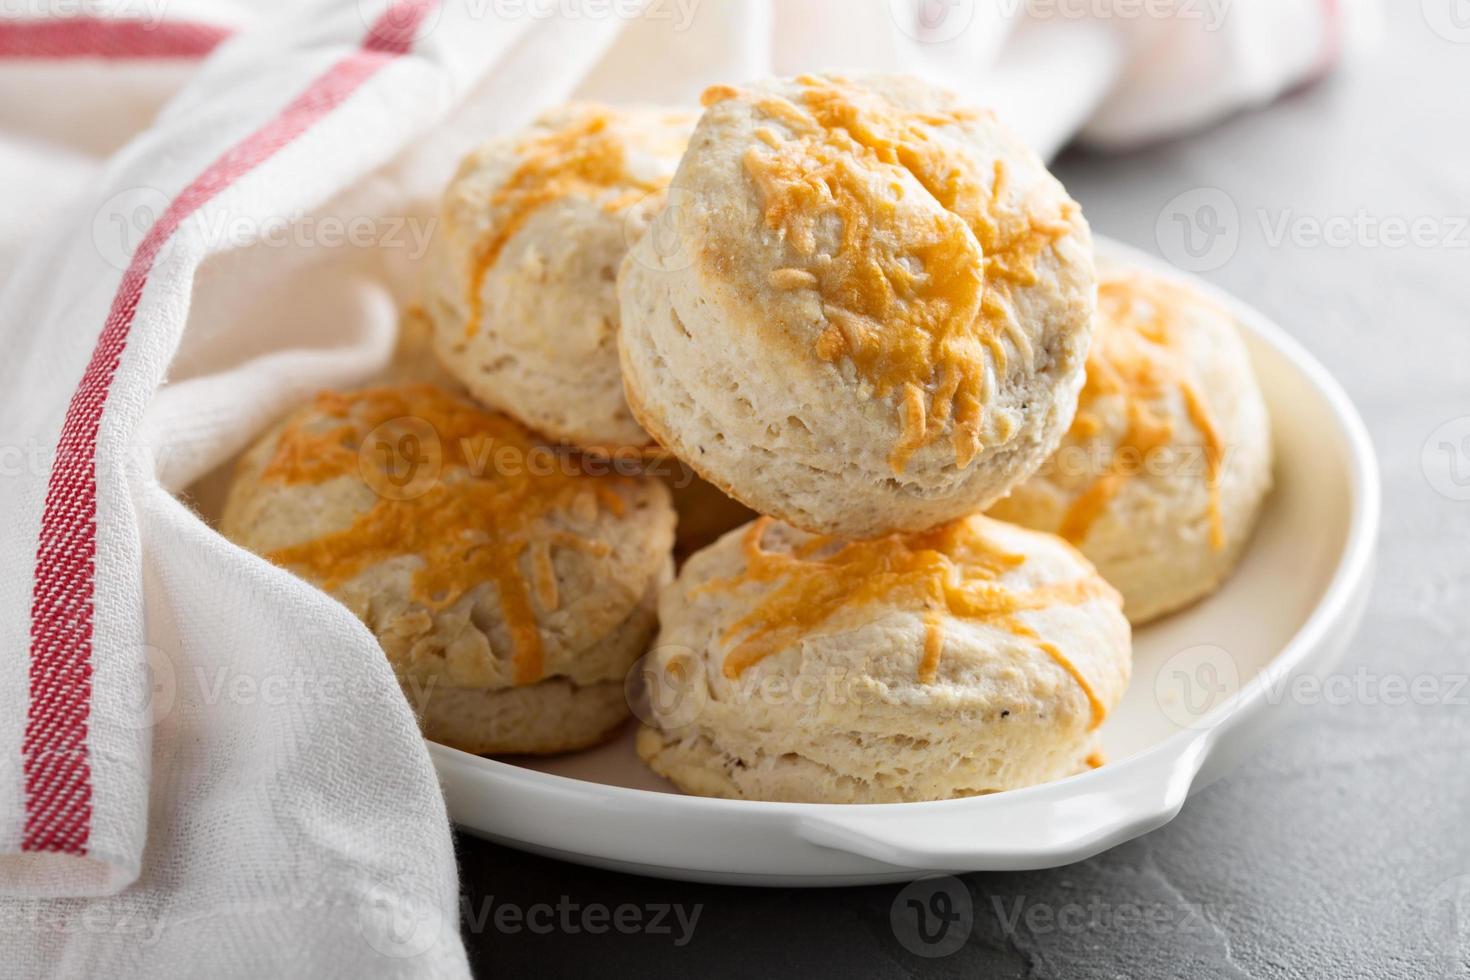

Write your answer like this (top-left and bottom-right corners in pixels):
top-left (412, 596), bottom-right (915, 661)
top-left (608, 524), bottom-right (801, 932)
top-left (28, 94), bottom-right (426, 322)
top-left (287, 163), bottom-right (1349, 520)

top-left (709, 76), bottom-right (1081, 472)
top-left (702, 515), bottom-right (1116, 729)
top-left (1059, 274), bottom-right (1227, 549)
top-left (259, 384), bottom-right (627, 685)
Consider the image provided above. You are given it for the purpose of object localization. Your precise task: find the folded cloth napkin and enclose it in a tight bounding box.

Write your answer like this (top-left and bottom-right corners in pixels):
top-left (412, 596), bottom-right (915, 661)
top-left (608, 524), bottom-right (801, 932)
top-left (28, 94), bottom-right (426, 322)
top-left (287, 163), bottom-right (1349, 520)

top-left (0, 0), bottom-right (1378, 975)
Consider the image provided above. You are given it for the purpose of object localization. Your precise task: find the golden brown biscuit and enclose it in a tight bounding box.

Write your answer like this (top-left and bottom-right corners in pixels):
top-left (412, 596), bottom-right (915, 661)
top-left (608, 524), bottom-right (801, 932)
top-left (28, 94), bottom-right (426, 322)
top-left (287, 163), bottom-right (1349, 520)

top-left (636, 514), bottom-right (1130, 802)
top-left (220, 383), bottom-right (676, 754)
top-left (619, 73), bottom-right (1095, 538)
top-left (426, 103), bottom-right (694, 449)
top-left (989, 262), bottom-right (1272, 623)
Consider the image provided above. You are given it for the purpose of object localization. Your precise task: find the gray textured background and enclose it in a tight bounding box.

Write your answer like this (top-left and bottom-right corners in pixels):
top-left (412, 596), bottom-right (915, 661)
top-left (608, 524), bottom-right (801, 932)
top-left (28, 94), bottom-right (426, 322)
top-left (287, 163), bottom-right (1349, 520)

top-left (455, 4), bottom-right (1470, 976)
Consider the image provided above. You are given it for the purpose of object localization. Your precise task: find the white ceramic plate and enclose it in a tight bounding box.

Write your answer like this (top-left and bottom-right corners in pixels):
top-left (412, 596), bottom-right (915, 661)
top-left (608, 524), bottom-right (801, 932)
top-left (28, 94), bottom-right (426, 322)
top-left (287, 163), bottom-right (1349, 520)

top-left (436, 238), bottom-right (1380, 886)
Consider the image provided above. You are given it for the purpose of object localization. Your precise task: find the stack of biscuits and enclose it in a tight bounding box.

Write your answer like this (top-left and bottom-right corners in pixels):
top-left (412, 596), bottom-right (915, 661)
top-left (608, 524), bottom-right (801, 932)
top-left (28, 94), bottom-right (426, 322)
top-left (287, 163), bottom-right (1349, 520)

top-left (221, 73), bottom-right (1272, 803)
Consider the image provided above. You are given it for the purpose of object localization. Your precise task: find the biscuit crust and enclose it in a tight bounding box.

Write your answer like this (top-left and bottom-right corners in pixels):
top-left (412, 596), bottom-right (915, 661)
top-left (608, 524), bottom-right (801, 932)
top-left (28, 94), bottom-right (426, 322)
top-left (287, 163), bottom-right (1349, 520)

top-left (989, 262), bottom-right (1273, 623)
top-left (636, 514), bottom-right (1130, 802)
top-left (619, 74), bottom-right (1095, 538)
top-left (427, 103), bottom-right (695, 449)
top-left (220, 383), bottom-right (676, 754)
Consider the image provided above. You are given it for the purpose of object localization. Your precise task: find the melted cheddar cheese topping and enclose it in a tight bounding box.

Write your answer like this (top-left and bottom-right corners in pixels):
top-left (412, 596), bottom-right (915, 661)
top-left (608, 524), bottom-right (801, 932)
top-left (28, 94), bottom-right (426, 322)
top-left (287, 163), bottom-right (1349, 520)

top-left (259, 384), bottom-right (627, 685)
top-left (1060, 274), bottom-right (1226, 549)
top-left (706, 76), bottom-right (1080, 471)
top-left (703, 515), bottom-right (1116, 729)
top-left (461, 106), bottom-right (684, 338)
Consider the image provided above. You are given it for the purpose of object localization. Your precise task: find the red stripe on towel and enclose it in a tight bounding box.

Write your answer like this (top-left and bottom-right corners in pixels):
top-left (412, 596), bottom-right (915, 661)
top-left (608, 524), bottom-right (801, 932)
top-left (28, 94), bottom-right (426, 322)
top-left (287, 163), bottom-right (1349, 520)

top-left (0, 17), bottom-right (232, 59)
top-left (23, 0), bottom-right (436, 856)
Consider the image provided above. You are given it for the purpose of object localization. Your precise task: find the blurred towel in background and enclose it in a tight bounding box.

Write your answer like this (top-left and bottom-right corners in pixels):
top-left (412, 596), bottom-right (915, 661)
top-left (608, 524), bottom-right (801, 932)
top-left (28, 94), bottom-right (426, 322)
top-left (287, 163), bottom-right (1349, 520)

top-left (0, 1), bottom-right (1380, 977)
top-left (0, 0), bottom-right (1382, 279)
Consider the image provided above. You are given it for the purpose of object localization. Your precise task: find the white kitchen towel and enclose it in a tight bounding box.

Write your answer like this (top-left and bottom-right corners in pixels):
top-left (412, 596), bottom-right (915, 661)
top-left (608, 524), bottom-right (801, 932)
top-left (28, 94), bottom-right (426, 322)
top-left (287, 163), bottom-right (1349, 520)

top-left (0, 0), bottom-right (1378, 975)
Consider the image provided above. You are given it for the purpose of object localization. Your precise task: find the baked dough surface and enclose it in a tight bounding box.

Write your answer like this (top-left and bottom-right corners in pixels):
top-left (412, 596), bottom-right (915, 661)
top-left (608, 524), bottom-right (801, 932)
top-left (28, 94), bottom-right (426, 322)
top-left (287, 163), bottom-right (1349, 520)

top-left (427, 103), bottom-right (694, 448)
top-left (221, 383), bottom-right (676, 754)
top-left (989, 261), bottom-right (1273, 623)
top-left (636, 514), bottom-right (1130, 801)
top-left (619, 73), bottom-right (1095, 538)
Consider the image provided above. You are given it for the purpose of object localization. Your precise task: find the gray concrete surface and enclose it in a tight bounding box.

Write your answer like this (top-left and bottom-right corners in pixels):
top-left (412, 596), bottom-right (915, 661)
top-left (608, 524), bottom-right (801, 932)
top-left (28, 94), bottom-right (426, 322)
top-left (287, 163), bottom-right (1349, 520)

top-left (456, 4), bottom-right (1470, 976)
